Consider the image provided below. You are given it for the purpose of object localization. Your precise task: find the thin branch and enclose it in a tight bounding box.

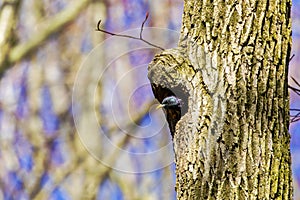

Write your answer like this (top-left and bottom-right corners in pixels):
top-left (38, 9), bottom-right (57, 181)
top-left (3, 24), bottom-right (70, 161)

top-left (288, 76), bottom-right (300, 95)
top-left (289, 54), bottom-right (295, 62)
top-left (288, 85), bottom-right (300, 95)
top-left (289, 77), bottom-right (300, 123)
top-left (291, 76), bottom-right (300, 88)
top-left (96, 20), bottom-right (134, 38)
top-left (96, 13), bottom-right (165, 51)
top-left (290, 109), bottom-right (300, 123)
top-left (291, 114), bottom-right (298, 119)
top-left (290, 103), bottom-right (300, 123)
top-left (140, 11), bottom-right (149, 39)
top-left (288, 56), bottom-right (299, 121)
top-left (291, 117), bottom-right (300, 123)
top-left (292, 112), bottom-right (300, 116)
top-left (290, 108), bottom-right (300, 111)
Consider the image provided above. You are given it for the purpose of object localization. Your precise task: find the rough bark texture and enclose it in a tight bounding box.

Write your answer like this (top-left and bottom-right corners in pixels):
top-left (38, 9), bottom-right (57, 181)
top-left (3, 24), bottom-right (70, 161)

top-left (148, 0), bottom-right (292, 199)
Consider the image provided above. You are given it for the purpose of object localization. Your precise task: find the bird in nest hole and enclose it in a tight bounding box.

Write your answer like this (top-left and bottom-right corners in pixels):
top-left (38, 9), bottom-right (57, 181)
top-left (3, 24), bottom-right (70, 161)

top-left (156, 96), bottom-right (182, 138)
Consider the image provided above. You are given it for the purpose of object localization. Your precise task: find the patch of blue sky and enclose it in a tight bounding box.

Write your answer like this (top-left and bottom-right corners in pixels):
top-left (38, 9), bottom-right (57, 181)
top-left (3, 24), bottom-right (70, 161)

top-left (40, 85), bottom-right (60, 135)
top-left (16, 66), bottom-right (29, 119)
top-left (123, 0), bottom-right (149, 28)
top-left (138, 113), bottom-right (151, 127)
top-left (98, 179), bottom-right (124, 200)
top-left (4, 171), bottom-right (24, 199)
top-left (128, 50), bottom-right (154, 67)
top-left (50, 138), bottom-right (67, 166)
top-left (14, 131), bottom-right (33, 172)
top-left (18, 154), bottom-right (33, 173)
top-left (50, 187), bottom-right (70, 200)
top-left (81, 33), bottom-right (93, 53)
top-left (40, 172), bottom-right (52, 188)
top-left (291, 122), bottom-right (300, 150)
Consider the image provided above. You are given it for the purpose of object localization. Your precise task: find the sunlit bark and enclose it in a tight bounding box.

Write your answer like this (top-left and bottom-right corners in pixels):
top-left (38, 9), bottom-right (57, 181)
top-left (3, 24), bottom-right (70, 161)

top-left (148, 0), bottom-right (293, 199)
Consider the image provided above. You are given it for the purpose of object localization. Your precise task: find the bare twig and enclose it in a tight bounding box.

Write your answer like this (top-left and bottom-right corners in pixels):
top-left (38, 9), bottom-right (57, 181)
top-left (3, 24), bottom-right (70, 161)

top-left (291, 76), bottom-right (300, 88)
top-left (290, 108), bottom-right (300, 112)
top-left (289, 76), bottom-right (300, 123)
top-left (288, 85), bottom-right (300, 96)
top-left (289, 54), bottom-right (295, 62)
top-left (96, 13), bottom-right (165, 51)
top-left (290, 109), bottom-right (300, 122)
top-left (140, 12), bottom-right (149, 39)
top-left (289, 85), bottom-right (300, 93)
top-left (288, 77), bottom-right (300, 96)
top-left (291, 115), bottom-right (300, 123)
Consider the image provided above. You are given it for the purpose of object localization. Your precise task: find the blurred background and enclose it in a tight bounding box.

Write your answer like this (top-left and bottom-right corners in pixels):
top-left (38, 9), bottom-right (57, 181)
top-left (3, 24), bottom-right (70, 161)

top-left (0, 0), bottom-right (299, 199)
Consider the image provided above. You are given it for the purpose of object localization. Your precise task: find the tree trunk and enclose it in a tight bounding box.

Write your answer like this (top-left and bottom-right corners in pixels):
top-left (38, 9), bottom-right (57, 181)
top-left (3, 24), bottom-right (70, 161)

top-left (148, 0), bottom-right (293, 199)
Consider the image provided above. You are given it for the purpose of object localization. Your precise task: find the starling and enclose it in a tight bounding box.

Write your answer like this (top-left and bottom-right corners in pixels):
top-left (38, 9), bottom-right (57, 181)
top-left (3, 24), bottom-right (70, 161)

top-left (156, 96), bottom-right (182, 109)
top-left (156, 96), bottom-right (182, 138)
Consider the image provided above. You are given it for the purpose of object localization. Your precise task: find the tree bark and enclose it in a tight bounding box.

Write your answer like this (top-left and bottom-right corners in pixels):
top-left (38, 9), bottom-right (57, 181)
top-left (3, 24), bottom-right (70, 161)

top-left (148, 0), bottom-right (292, 199)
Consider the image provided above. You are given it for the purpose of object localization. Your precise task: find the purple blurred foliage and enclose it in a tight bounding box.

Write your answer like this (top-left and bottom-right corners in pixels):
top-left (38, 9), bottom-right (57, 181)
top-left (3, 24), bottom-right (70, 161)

top-left (131, 84), bottom-right (153, 109)
top-left (98, 1), bottom-right (177, 198)
top-left (130, 70), bottom-right (153, 108)
top-left (103, 14), bottom-right (115, 32)
top-left (18, 153), bottom-right (33, 173)
top-left (98, 179), bottom-right (124, 200)
top-left (81, 33), bottom-right (93, 53)
top-left (50, 138), bottom-right (67, 166)
top-left (152, 170), bottom-right (163, 198)
top-left (50, 0), bottom-right (68, 13)
top-left (153, 167), bottom-right (162, 180)
top-left (291, 123), bottom-right (300, 149)
top-left (123, 0), bottom-right (149, 27)
top-left (40, 172), bottom-right (51, 188)
top-left (50, 187), bottom-right (70, 200)
top-left (14, 131), bottom-right (33, 172)
top-left (290, 92), bottom-right (300, 109)
top-left (291, 122), bottom-right (300, 185)
top-left (4, 171), bottom-right (26, 200)
top-left (40, 85), bottom-right (60, 135)
top-left (128, 50), bottom-right (153, 67)
top-left (167, 20), bottom-right (177, 30)
top-left (16, 66), bottom-right (29, 119)
top-left (138, 113), bottom-right (151, 127)
top-left (128, 146), bottom-right (142, 172)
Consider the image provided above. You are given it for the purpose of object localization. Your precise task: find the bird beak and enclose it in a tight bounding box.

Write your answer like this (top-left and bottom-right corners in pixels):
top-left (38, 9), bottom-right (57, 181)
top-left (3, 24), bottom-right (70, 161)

top-left (156, 104), bottom-right (165, 109)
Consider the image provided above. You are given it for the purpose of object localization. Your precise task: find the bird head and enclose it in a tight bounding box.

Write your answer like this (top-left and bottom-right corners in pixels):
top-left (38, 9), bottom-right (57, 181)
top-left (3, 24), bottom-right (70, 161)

top-left (156, 96), bottom-right (182, 109)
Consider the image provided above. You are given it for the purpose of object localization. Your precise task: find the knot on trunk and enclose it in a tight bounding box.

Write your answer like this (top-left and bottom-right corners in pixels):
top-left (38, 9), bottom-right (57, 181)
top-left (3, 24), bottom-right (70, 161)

top-left (147, 48), bottom-right (195, 136)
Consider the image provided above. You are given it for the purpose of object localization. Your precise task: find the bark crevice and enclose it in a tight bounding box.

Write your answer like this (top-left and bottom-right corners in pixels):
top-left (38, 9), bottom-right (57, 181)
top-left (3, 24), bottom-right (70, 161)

top-left (147, 0), bottom-right (292, 199)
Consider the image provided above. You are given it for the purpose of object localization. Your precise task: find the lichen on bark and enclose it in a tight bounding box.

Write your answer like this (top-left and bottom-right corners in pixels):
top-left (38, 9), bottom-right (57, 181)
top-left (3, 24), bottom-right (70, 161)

top-left (148, 0), bottom-right (292, 199)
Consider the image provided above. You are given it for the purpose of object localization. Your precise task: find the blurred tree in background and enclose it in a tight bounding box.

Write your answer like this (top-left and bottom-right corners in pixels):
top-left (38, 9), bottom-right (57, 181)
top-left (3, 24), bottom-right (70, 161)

top-left (0, 0), bottom-right (299, 199)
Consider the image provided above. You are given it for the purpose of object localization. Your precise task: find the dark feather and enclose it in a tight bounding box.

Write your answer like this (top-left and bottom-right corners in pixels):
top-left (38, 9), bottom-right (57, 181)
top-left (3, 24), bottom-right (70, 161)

top-left (165, 107), bottom-right (181, 137)
top-left (151, 84), bottom-right (182, 138)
